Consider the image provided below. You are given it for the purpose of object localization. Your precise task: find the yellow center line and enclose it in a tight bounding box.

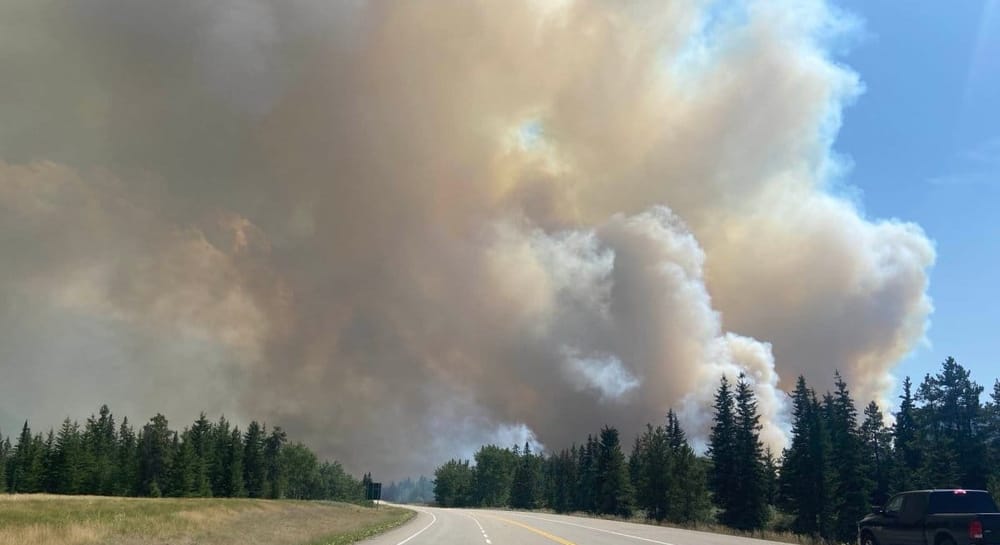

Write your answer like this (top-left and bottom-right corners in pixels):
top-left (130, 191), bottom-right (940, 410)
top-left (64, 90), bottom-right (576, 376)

top-left (487, 514), bottom-right (579, 545)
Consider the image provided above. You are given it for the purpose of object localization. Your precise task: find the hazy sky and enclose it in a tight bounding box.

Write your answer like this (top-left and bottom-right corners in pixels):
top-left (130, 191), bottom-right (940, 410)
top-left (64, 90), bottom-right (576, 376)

top-left (832, 0), bottom-right (1000, 390)
top-left (1, 0), bottom-right (990, 479)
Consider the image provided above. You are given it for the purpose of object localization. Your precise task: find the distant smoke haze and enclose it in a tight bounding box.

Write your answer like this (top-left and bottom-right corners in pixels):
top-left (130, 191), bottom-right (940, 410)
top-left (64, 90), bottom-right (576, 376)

top-left (0, 0), bottom-right (933, 479)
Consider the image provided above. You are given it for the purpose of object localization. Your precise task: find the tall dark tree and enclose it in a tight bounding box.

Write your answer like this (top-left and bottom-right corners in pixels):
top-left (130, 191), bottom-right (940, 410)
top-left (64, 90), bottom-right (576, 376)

top-left (595, 425), bottom-right (632, 517)
top-left (84, 405), bottom-right (116, 495)
top-left (53, 418), bottom-right (85, 494)
top-left (510, 442), bottom-right (543, 509)
top-left (189, 413), bottom-right (213, 497)
top-left (139, 414), bottom-right (173, 497)
top-left (860, 401), bottom-right (892, 505)
top-left (828, 373), bottom-right (872, 542)
top-left (168, 431), bottom-right (196, 497)
top-left (630, 423), bottom-right (670, 521)
top-left (916, 357), bottom-right (986, 489)
top-left (243, 421), bottom-right (267, 498)
top-left (728, 374), bottom-right (768, 531)
top-left (9, 421), bottom-right (43, 493)
top-left (891, 377), bottom-right (921, 491)
top-left (576, 435), bottom-right (598, 512)
top-left (263, 426), bottom-right (287, 499)
top-left (708, 376), bottom-right (737, 521)
top-left (115, 418), bottom-right (139, 496)
top-left (666, 411), bottom-right (712, 524)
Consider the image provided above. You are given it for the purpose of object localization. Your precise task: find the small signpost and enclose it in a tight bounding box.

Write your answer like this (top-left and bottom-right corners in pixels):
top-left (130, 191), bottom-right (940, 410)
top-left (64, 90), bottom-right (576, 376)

top-left (365, 480), bottom-right (382, 508)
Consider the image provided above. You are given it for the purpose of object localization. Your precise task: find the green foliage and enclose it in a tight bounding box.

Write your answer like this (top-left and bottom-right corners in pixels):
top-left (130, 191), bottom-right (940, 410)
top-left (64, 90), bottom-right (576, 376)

top-left (472, 444), bottom-right (517, 507)
top-left (433, 458), bottom-right (474, 507)
top-left (510, 442), bottom-right (543, 509)
top-left (595, 425), bottom-right (632, 517)
top-left (0, 407), bottom-right (363, 503)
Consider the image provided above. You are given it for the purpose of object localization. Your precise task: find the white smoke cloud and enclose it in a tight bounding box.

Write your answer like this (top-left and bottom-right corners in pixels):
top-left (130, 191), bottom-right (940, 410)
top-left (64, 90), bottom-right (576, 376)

top-left (0, 0), bottom-right (934, 478)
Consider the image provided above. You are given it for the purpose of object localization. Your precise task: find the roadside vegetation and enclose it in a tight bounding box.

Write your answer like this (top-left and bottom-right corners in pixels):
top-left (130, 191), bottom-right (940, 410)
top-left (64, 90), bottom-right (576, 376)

top-left (0, 494), bottom-right (413, 545)
top-left (434, 356), bottom-right (1000, 543)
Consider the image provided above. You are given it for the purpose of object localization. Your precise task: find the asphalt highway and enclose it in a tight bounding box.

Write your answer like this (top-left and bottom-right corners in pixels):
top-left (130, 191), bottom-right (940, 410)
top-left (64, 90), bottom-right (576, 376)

top-left (363, 505), bottom-right (791, 545)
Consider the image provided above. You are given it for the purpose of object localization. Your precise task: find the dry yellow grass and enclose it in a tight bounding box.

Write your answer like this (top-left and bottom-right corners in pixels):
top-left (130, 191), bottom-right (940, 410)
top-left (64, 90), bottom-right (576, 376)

top-left (0, 494), bottom-right (413, 545)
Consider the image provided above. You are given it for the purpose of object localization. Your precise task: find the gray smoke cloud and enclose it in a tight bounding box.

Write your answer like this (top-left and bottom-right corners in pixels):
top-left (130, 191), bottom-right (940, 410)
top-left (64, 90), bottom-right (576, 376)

top-left (0, 0), bottom-right (934, 478)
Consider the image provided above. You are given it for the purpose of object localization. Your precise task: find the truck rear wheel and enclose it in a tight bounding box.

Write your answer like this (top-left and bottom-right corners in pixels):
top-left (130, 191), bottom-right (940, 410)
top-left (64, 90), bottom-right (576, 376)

top-left (861, 531), bottom-right (879, 545)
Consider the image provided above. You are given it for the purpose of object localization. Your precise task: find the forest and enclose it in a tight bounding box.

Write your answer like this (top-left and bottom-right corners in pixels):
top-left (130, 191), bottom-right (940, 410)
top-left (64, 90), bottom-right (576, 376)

top-left (433, 357), bottom-right (1000, 542)
top-left (0, 409), bottom-right (366, 502)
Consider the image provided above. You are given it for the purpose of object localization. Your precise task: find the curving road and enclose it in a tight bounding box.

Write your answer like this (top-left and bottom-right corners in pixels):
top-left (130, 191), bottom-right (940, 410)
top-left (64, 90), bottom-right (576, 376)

top-left (363, 505), bottom-right (791, 545)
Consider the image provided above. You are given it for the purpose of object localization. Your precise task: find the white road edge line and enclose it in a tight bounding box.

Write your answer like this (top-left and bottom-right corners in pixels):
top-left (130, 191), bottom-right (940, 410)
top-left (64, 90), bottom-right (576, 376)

top-left (510, 512), bottom-right (676, 545)
top-left (396, 508), bottom-right (438, 545)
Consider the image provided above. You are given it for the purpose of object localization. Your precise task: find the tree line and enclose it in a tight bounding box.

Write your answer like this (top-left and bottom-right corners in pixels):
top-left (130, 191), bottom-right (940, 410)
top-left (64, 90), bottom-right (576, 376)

top-left (0, 406), bottom-right (365, 502)
top-left (433, 357), bottom-right (1000, 543)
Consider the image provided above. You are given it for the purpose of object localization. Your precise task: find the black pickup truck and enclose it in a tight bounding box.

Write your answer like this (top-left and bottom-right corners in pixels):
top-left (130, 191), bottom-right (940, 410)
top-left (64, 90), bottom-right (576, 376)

top-left (859, 490), bottom-right (1000, 545)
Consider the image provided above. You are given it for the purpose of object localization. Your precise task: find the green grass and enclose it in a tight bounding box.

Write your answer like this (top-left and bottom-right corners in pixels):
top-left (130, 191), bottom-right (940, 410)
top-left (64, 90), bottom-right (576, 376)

top-left (0, 494), bottom-right (414, 545)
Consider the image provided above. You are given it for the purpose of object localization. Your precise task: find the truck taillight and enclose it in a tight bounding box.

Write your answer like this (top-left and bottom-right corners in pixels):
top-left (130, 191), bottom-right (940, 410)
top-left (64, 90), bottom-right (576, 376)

top-left (970, 520), bottom-right (984, 540)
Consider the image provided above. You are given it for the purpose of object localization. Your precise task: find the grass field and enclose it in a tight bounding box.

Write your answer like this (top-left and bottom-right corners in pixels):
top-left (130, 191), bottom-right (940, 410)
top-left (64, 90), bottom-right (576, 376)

top-left (0, 494), bottom-right (415, 545)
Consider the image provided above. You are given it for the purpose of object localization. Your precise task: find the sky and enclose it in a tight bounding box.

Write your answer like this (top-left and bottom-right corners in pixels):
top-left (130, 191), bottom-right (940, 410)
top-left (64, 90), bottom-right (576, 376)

top-left (0, 0), bottom-right (987, 479)
top-left (832, 0), bottom-right (1000, 393)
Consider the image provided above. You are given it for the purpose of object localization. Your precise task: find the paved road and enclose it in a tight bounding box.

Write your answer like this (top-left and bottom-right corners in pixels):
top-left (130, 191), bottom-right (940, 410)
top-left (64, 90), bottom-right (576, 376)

top-left (363, 505), bottom-right (792, 545)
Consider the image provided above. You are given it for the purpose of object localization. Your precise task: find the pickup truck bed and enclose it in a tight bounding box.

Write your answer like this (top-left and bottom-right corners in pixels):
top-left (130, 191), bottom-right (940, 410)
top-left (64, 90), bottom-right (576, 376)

top-left (859, 490), bottom-right (1000, 545)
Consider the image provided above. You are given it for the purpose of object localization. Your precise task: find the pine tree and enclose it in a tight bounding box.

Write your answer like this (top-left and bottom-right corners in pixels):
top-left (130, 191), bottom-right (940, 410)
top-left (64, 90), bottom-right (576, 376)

top-left (189, 413), bottom-right (213, 497)
top-left (54, 418), bottom-right (85, 494)
top-left (729, 374), bottom-right (768, 531)
top-left (510, 442), bottom-right (542, 509)
top-left (860, 401), bottom-right (892, 504)
top-left (708, 376), bottom-right (737, 523)
top-left (666, 412), bottom-right (712, 524)
top-left (916, 357), bottom-right (987, 489)
top-left (828, 373), bottom-right (872, 543)
top-left (115, 418), bottom-right (139, 496)
top-left (630, 423), bottom-right (670, 520)
top-left (139, 414), bottom-right (173, 496)
top-left (0, 429), bottom-right (6, 493)
top-left (243, 421), bottom-right (267, 498)
top-left (576, 435), bottom-right (598, 512)
top-left (85, 405), bottom-right (117, 495)
top-left (227, 427), bottom-right (247, 497)
top-left (891, 377), bottom-right (921, 491)
top-left (263, 426), bottom-right (287, 499)
top-left (595, 425), bottom-right (632, 517)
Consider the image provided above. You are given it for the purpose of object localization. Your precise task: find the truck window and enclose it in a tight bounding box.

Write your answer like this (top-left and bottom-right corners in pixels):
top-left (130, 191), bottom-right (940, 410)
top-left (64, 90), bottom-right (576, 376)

top-left (886, 495), bottom-right (904, 515)
top-left (901, 493), bottom-right (928, 523)
top-left (928, 492), bottom-right (999, 514)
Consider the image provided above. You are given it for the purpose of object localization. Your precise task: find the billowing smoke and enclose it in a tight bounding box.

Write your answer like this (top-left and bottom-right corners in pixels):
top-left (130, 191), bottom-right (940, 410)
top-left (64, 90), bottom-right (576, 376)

top-left (0, 0), bottom-right (933, 478)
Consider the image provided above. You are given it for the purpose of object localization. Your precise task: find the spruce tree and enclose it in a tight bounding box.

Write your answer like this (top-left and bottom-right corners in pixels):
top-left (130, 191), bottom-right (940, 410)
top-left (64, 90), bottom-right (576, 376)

top-left (860, 401), bottom-right (892, 504)
top-left (666, 412), bottom-right (712, 524)
top-left (54, 418), bottom-right (85, 494)
top-left (189, 413), bottom-right (213, 497)
top-left (708, 376), bottom-right (737, 522)
top-left (243, 421), bottom-right (267, 498)
top-left (139, 414), bottom-right (173, 496)
top-left (0, 430), bottom-right (6, 493)
top-left (891, 377), bottom-right (921, 491)
top-left (729, 374), bottom-right (768, 531)
top-left (115, 418), bottom-right (139, 496)
top-left (510, 442), bottom-right (542, 509)
top-left (595, 425), bottom-right (632, 517)
top-left (828, 373), bottom-right (872, 543)
top-left (263, 426), bottom-right (287, 499)
top-left (630, 423), bottom-right (670, 520)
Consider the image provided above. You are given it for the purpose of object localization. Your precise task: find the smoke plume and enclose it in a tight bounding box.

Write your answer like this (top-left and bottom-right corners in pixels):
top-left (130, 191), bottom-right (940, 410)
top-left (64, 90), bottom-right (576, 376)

top-left (0, 0), bottom-right (934, 478)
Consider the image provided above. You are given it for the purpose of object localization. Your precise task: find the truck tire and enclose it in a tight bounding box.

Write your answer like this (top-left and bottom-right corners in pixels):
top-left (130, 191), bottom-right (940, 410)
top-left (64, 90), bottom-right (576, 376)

top-left (861, 531), bottom-right (879, 545)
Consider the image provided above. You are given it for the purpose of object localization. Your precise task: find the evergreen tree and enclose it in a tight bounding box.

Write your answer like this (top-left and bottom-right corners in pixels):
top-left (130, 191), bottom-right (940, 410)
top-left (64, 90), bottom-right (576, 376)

top-left (595, 425), bottom-right (632, 517)
top-left (891, 377), bottom-right (921, 491)
top-left (243, 421), bottom-right (267, 498)
top-left (139, 414), bottom-right (173, 497)
top-left (728, 374), bottom-right (768, 531)
top-left (828, 373), bottom-right (872, 543)
top-left (576, 435), bottom-right (598, 512)
top-left (860, 401), bottom-right (892, 505)
top-left (0, 429), bottom-right (6, 493)
top-left (916, 357), bottom-right (987, 489)
top-left (708, 376), bottom-right (737, 522)
top-left (263, 426), bottom-right (287, 499)
top-left (630, 423), bottom-right (670, 520)
top-left (546, 447), bottom-right (577, 513)
top-left (226, 427), bottom-right (247, 497)
top-left (666, 412), bottom-right (712, 524)
top-left (189, 413), bottom-right (213, 497)
top-left (84, 405), bottom-right (117, 495)
top-left (54, 418), bottom-right (85, 494)
top-left (10, 421), bottom-right (43, 493)
top-left (510, 442), bottom-right (542, 509)
top-left (115, 418), bottom-right (139, 496)
top-left (168, 431), bottom-right (197, 497)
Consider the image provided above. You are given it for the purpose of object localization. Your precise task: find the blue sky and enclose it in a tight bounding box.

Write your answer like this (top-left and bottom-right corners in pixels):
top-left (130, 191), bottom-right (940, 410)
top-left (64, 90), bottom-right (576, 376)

top-left (832, 1), bottom-right (1000, 393)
